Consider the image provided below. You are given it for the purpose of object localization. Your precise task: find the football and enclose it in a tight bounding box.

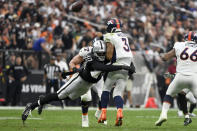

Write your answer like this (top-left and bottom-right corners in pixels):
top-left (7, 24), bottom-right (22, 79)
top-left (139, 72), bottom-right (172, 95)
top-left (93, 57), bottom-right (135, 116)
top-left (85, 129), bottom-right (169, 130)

top-left (70, 1), bottom-right (83, 12)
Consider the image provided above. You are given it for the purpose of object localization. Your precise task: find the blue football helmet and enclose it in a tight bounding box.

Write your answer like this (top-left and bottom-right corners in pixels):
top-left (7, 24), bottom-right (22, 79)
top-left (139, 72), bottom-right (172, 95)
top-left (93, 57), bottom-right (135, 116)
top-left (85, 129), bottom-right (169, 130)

top-left (184, 31), bottom-right (197, 43)
top-left (106, 18), bottom-right (123, 33)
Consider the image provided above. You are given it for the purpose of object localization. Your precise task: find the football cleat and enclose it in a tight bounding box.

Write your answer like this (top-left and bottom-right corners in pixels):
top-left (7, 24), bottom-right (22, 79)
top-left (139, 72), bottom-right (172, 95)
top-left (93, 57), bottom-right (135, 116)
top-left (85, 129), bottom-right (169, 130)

top-left (184, 118), bottom-right (192, 126)
top-left (22, 103), bottom-right (32, 123)
top-left (155, 114), bottom-right (167, 126)
top-left (82, 115), bottom-right (89, 127)
top-left (115, 108), bottom-right (123, 126)
top-left (98, 109), bottom-right (107, 125)
top-left (38, 95), bottom-right (44, 115)
top-left (95, 109), bottom-right (102, 120)
top-left (189, 113), bottom-right (196, 117)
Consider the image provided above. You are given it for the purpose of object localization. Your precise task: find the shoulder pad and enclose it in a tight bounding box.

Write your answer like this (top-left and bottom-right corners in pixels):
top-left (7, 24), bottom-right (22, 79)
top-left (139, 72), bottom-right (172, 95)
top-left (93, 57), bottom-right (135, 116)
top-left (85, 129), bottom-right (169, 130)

top-left (79, 47), bottom-right (92, 58)
top-left (104, 33), bottom-right (114, 43)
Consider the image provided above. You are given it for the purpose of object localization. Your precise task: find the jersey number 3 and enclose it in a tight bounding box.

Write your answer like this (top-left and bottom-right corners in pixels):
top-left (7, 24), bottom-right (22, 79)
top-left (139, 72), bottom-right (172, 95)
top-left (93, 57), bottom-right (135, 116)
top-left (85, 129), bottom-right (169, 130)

top-left (180, 48), bottom-right (197, 62)
top-left (122, 38), bottom-right (130, 52)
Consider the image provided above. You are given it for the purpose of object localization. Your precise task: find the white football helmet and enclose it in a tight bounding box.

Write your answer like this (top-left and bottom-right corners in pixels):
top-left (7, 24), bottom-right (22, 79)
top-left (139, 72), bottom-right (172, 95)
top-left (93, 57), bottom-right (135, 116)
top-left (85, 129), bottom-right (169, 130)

top-left (92, 40), bottom-right (106, 61)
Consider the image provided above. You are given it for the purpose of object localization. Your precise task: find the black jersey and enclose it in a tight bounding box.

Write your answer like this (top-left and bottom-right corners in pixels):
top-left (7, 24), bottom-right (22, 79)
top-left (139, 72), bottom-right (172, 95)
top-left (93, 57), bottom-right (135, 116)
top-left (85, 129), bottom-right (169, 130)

top-left (79, 54), bottom-right (129, 83)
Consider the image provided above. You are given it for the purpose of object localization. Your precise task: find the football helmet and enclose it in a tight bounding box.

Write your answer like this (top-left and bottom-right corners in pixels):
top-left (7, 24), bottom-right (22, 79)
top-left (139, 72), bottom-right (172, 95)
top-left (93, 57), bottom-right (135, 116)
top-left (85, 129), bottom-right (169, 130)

top-left (106, 18), bottom-right (122, 33)
top-left (92, 40), bottom-right (106, 61)
top-left (184, 31), bottom-right (197, 43)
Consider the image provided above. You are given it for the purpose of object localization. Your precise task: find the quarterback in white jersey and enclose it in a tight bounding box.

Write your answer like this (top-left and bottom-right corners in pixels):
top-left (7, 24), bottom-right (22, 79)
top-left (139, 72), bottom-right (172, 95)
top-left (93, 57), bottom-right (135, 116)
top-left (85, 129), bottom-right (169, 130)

top-left (98, 18), bottom-right (135, 126)
top-left (155, 31), bottom-right (197, 126)
top-left (104, 32), bottom-right (133, 65)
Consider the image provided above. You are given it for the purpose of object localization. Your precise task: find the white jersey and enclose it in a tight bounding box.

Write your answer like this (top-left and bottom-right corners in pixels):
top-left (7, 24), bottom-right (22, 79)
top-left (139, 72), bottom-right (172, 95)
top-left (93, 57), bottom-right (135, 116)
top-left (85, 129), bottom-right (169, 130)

top-left (104, 32), bottom-right (133, 66)
top-left (79, 46), bottom-right (92, 58)
top-left (174, 41), bottom-right (197, 75)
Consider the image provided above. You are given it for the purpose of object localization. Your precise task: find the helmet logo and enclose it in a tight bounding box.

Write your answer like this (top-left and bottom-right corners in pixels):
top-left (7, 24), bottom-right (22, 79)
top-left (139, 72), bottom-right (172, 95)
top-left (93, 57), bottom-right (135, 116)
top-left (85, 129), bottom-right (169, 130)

top-left (107, 20), bottom-right (113, 25)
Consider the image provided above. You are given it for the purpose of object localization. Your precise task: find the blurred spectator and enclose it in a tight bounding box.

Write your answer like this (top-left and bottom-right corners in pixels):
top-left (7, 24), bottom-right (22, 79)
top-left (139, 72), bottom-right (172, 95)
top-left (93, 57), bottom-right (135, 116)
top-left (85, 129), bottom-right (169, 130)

top-left (78, 30), bottom-right (94, 48)
top-left (32, 34), bottom-right (51, 55)
top-left (61, 26), bottom-right (75, 51)
top-left (1, 0), bottom-right (197, 52)
top-left (55, 53), bottom-right (69, 73)
top-left (32, 23), bottom-right (41, 41)
top-left (55, 53), bottom-right (69, 86)
top-left (7, 56), bottom-right (28, 106)
top-left (51, 39), bottom-right (64, 55)
top-left (4, 54), bottom-right (16, 106)
top-left (12, 20), bottom-right (27, 49)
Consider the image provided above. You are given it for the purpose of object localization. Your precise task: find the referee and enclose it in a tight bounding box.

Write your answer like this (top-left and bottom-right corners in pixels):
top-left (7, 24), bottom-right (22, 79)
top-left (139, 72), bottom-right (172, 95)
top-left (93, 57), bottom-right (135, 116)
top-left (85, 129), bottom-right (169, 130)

top-left (44, 56), bottom-right (61, 95)
top-left (43, 56), bottom-right (63, 108)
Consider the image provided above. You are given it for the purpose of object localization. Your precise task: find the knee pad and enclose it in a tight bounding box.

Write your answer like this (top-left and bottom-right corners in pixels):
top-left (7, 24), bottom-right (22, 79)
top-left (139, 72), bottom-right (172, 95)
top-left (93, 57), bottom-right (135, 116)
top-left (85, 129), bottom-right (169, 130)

top-left (113, 86), bottom-right (124, 98)
top-left (81, 90), bottom-right (92, 102)
top-left (112, 79), bottom-right (126, 98)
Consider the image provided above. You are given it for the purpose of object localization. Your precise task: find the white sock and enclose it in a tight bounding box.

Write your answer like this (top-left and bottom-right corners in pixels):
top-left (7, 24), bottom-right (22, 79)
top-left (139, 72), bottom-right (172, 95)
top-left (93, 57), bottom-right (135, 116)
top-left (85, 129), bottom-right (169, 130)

top-left (185, 114), bottom-right (190, 118)
top-left (161, 102), bottom-right (171, 116)
top-left (82, 114), bottom-right (88, 119)
top-left (38, 100), bottom-right (40, 106)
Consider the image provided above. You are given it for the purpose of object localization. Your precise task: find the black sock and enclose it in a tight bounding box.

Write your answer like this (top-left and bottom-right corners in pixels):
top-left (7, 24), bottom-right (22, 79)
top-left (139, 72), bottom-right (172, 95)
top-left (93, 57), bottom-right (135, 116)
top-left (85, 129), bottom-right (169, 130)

top-left (39, 93), bottom-right (59, 105)
top-left (114, 96), bottom-right (123, 109)
top-left (81, 101), bottom-right (91, 114)
top-left (189, 103), bottom-right (196, 113)
top-left (101, 91), bottom-right (110, 108)
top-left (98, 100), bottom-right (102, 110)
top-left (177, 94), bottom-right (181, 110)
top-left (178, 93), bottom-right (188, 115)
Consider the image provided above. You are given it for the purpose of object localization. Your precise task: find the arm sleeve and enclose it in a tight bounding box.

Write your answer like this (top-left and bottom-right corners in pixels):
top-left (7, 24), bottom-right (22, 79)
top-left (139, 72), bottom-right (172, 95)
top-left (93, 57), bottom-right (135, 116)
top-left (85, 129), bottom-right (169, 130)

top-left (91, 61), bottom-right (127, 72)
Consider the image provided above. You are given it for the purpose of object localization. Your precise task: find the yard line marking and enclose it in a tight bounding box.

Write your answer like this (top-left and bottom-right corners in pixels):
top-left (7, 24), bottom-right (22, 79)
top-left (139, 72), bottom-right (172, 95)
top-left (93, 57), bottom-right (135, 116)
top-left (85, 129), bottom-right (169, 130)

top-left (136, 116), bottom-right (197, 119)
top-left (0, 106), bottom-right (171, 111)
top-left (0, 106), bottom-right (195, 111)
top-left (0, 117), bottom-right (42, 120)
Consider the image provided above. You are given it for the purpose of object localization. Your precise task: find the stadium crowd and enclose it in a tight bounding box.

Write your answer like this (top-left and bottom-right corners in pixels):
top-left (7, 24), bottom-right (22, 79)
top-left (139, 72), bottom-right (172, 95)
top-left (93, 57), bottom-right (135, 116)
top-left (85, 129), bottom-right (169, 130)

top-left (1, 0), bottom-right (197, 106)
top-left (1, 0), bottom-right (197, 52)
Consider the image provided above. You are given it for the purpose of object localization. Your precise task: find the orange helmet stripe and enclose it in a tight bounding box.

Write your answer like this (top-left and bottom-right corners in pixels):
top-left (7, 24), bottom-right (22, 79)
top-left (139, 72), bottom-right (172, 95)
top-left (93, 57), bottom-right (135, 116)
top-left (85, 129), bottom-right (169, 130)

top-left (115, 19), bottom-right (120, 28)
top-left (188, 31), bottom-right (192, 41)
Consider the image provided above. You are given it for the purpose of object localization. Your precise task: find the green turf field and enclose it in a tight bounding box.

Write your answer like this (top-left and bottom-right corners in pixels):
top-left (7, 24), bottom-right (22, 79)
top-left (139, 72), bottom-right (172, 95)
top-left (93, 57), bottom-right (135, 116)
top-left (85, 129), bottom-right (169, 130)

top-left (0, 108), bottom-right (197, 131)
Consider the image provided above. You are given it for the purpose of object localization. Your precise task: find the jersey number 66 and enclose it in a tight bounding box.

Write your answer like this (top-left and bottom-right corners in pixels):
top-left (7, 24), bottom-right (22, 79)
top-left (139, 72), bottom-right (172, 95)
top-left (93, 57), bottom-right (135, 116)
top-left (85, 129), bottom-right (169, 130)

top-left (180, 48), bottom-right (197, 62)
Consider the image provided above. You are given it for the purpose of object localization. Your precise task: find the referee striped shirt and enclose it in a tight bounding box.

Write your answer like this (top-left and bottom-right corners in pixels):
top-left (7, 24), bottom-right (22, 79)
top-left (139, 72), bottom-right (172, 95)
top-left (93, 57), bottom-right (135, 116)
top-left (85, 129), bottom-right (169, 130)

top-left (44, 64), bottom-right (61, 80)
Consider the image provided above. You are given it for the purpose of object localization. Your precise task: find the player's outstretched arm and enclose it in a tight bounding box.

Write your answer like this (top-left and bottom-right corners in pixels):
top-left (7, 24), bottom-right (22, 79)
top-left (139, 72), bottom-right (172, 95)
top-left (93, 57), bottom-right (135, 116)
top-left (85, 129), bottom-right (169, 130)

top-left (160, 49), bottom-right (175, 61)
top-left (91, 61), bottom-right (135, 73)
top-left (69, 54), bottom-right (84, 69)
